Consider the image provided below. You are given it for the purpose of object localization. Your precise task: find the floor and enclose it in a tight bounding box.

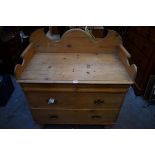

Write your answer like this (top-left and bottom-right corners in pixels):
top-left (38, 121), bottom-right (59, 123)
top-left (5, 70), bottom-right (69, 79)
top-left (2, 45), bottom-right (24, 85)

top-left (0, 76), bottom-right (155, 129)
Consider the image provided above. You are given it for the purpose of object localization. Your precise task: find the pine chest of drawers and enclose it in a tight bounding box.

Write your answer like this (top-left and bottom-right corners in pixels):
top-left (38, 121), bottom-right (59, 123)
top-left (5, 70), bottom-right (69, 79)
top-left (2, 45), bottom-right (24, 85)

top-left (15, 28), bottom-right (137, 125)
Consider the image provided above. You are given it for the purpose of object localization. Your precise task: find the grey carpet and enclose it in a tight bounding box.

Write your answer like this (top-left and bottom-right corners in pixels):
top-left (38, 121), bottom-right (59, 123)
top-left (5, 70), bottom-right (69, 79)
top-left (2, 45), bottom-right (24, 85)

top-left (113, 87), bottom-right (155, 128)
top-left (0, 76), bottom-right (39, 129)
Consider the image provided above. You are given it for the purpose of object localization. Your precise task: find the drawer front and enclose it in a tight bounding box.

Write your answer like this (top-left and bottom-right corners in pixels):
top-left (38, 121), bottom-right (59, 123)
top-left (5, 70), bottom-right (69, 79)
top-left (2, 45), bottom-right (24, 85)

top-left (26, 91), bottom-right (125, 109)
top-left (31, 109), bottom-right (119, 125)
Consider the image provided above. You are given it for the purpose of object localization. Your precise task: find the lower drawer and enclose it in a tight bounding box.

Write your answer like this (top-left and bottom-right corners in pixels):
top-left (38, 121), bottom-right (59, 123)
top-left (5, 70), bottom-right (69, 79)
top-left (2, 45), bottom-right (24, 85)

top-left (31, 108), bottom-right (119, 125)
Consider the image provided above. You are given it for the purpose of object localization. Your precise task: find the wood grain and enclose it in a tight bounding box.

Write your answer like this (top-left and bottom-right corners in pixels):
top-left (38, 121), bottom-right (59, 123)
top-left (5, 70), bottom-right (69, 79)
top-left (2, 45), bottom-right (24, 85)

top-left (30, 28), bottom-right (122, 53)
top-left (31, 108), bottom-right (119, 125)
top-left (17, 52), bottom-right (133, 84)
top-left (26, 91), bottom-right (125, 109)
top-left (21, 83), bottom-right (129, 93)
top-left (117, 44), bottom-right (137, 80)
top-left (15, 43), bottom-right (35, 79)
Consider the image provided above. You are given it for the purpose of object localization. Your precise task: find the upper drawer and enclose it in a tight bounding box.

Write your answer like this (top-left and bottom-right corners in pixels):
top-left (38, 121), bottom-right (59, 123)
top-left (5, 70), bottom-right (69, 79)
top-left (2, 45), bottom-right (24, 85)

top-left (25, 91), bottom-right (125, 109)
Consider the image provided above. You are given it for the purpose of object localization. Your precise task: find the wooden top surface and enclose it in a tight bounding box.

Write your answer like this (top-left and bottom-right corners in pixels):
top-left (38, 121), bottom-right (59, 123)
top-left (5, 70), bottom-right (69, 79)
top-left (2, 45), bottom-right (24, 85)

top-left (18, 51), bottom-right (133, 84)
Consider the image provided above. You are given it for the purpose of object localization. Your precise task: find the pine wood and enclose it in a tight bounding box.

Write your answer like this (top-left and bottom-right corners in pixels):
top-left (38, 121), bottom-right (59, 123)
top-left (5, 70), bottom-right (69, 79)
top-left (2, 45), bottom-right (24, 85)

top-left (117, 45), bottom-right (137, 80)
top-left (17, 52), bottom-right (133, 84)
top-left (14, 28), bottom-right (137, 125)
top-left (30, 28), bottom-right (122, 53)
top-left (31, 108), bottom-right (119, 125)
top-left (26, 91), bottom-right (125, 109)
top-left (15, 43), bottom-right (35, 79)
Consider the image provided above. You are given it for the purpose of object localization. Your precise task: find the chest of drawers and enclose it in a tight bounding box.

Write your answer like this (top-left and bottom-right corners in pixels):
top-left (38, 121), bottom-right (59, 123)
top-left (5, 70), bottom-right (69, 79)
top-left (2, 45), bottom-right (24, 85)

top-left (15, 28), bottom-right (137, 125)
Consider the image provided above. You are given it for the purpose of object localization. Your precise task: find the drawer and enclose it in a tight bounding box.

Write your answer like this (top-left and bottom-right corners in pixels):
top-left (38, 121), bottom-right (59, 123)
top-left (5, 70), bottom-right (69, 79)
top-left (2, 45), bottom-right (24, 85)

top-left (31, 108), bottom-right (119, 125)
top-left (26, 91), bottom-right (125, 109)
top-left (148, 28), bottom-right (155, 43)
top-left (134, 27), bottom-right (150, 37)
